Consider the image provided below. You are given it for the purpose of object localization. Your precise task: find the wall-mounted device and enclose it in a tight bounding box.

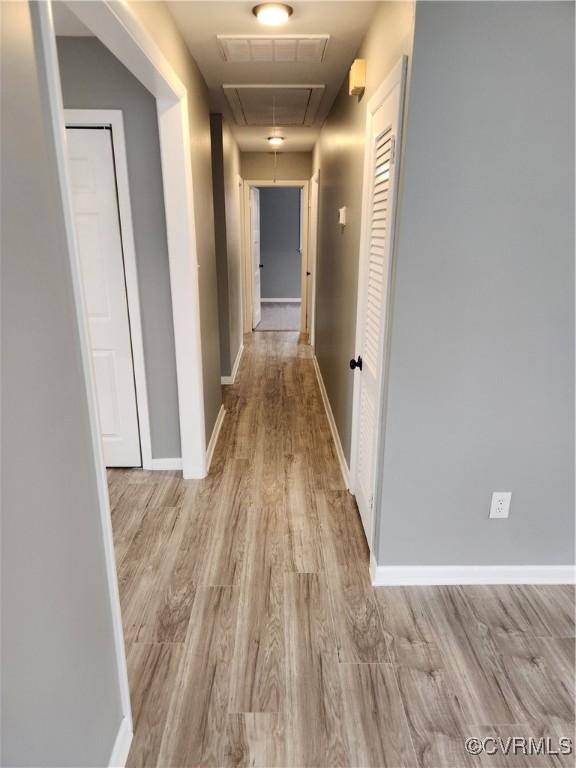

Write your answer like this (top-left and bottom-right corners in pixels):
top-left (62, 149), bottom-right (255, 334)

top-left (338, 206), bottom-right (347, 226)
top-left (349, 58), bottom-right (366, 97)
top-left (489, 491), bottom-right (512, 519)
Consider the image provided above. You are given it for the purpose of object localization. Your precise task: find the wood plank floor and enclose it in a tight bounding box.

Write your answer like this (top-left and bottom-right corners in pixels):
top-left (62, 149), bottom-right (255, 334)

top-left (108, 332), bottom-right (575, 768)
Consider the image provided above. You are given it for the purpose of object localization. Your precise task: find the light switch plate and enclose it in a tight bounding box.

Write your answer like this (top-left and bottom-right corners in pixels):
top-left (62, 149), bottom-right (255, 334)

top-left (490, 491), bottom-right (512, 519)
top-left (338, 206), bottom-right (347, 226)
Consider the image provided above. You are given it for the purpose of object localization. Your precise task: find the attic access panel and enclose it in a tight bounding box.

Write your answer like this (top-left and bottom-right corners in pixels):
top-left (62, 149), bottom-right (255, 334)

top-left (223, 84), bottom-right (325, 127)
top-left (217, 35), bottom-right (330, 64)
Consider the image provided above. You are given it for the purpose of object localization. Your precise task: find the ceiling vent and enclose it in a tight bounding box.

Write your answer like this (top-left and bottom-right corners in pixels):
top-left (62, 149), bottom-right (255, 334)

top-left (217, 35), bottom-right (329, 64)
top-left (223, 84), bottom-right (325, 127)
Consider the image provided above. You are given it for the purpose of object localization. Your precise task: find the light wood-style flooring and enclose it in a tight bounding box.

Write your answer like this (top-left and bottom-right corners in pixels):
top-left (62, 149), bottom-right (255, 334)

top-left (255, 302), bottom-right (301, 331)
top-left (108, 332), bottom-right (575, 768)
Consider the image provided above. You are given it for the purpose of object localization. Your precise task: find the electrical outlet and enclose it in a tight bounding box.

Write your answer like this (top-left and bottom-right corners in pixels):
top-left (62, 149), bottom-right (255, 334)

top-left (490, 492), bottom-right (512, 519)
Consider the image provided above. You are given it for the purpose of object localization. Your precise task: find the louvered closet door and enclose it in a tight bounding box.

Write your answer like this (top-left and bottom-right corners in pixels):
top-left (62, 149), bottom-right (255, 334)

top-left (353, 69), bottom-right (403, 545)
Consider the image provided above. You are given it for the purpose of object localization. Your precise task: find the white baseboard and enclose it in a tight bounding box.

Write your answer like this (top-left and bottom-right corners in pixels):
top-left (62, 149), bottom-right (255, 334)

top-left (261, 298), bottom-right (301, 303)
top-left (221, 343), bottom-right (244, 385)
top-left (146, 457), bottom-right (183, 471)
top-left (206, 405), bottom-right (226, 473)
top-left (369, 555), bottom-right (576, 586)
top-left (312, 356), bottom-right (350, 489)
top-left (108, 716), bottom-right (133, 768)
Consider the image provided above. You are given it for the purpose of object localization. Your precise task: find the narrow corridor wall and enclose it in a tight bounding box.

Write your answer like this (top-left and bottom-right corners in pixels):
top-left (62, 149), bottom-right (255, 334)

top-left (374, 1), bottom-right (575, 568)
top-left (211, 114), bottom-right (243, 377)
top-left (241, 151), bottom-right (312, 181)
top-left (128, 0), bottom-right (222, 443)
top-left (1, 4), bottom-right (124, 764)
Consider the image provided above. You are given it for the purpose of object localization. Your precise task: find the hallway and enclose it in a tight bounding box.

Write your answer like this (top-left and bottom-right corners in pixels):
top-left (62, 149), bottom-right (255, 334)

top-left (109, 333), bottom-right (574, 768)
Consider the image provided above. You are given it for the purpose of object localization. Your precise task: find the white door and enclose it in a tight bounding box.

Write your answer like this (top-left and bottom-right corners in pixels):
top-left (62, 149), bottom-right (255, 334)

top-left (66, 127), bottom-right (141, 467)
top-left (351, 59), bottom-right (406, 545)
top-left (307, 171), bottom-right (320, 343)
top-left (250, 187), bottom-right (262, 328)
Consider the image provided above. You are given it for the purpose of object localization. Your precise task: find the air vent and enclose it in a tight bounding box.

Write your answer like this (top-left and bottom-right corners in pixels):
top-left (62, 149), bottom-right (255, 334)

top-left (217, 35), bottom-right (329, 64)
top-left (223, 84), bottom-right (325, 127)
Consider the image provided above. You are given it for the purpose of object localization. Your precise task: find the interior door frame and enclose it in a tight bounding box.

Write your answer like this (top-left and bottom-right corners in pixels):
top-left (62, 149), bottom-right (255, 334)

top-left (242, 179), bottom-right (310, 333)
top-left (307, 169), bottom-right (320, 347)
top-left (47, 0), bottom-right (208, 481)
top-left (36, 1), bottom-right (213, 761)
top-left (65, 109), bottom-right (152, 470)
top-left (249, 186), bottom-right (262, 328)
top-left (349, 56), bottom-right (408, 554)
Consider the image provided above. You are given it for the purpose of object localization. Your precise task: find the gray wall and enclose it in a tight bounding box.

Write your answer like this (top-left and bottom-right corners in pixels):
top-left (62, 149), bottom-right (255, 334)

top-left (128, 1), bottom-right (222, 444)
top-left (211, 114), bottom-right (243, 377)
top-left (1, 3), bottom-right (124, 765)
top-left (241, 151), bottom-right (312, 181)
top-left (259, 188), bottom-right (302, 299)
top-left (375, 1), bottom-right (575, 567)
top-left (211, 114), bottom-right (231, 374)
top-left (312, 1), bottom-right (416, 465)
top-left (222, 120), bottom-right (244, 373)
top-left (57, 36), bottom-right (181, 460)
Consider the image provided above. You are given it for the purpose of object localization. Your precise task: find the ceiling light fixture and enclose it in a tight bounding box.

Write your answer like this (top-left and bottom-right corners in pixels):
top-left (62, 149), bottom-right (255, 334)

top-left (252, 3), bottom-right (293, 26)
top-left (267, 135), bottom-right (285, 146)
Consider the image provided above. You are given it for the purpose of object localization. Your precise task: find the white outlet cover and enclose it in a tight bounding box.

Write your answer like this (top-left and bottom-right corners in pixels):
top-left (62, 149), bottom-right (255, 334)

top-left (490, 491), bottom-right (512, 519)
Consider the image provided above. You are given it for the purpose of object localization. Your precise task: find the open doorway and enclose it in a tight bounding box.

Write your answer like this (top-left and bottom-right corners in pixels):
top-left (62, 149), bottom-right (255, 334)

top-left (256, 186), bottom-right (302, 331)
top-left (243, 179), bottom-right (311, 334)
top-left (44, 1), bottom-right (209, 480)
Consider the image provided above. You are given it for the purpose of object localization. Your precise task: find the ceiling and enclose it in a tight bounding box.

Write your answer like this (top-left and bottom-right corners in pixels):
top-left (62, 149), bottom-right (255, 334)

top-left (53, 1), bottom-right (379, 153)
top-left (166, 2), bottom-right (379, 152)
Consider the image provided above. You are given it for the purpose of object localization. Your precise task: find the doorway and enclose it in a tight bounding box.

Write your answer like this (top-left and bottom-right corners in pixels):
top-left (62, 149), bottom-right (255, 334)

top-left (243, 179), bottom-right (311, 334)
top-left (38, 0), bottom-right (217, 756)
top-left (350, 57), bottom-right (407, 552)
top-left (257, 186), bottom-right (302, 331)
top-left (65, 114), bottom-right (149, 468)
top-left (46, 0), bottom-right (209, 480)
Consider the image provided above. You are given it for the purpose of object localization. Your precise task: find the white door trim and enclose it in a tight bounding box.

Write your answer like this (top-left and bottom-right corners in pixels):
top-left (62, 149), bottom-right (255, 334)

top-left (36, 1), bottom-right (212, 762)
top-left (34, 4), bottom-right (133, 756)
top-left (349, 56), bottom-right (408, 554)
top-left (58, 0), bottom-right (207, 480)
top-left (308, 169), bottom-right (320, 347)
top-left (242, 179), bottom-right (310, 333)
top-left (65, 109), bottom-right (153, 470)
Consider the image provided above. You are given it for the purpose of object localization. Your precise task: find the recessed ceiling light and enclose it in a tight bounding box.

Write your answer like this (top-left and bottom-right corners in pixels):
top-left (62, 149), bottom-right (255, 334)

top-left (267, 135), bottom-right (285, 146)
top-left (253, 3), bottom-right (293, 26)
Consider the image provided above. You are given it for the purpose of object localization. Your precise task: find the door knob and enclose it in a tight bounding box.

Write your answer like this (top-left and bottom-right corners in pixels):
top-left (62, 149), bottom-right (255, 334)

top-left (259, 264), bottom-right (264, 268)
top-left (349, 355), bottom-right (362, 371)
top-left (306, 271), bottom-right (311, 276)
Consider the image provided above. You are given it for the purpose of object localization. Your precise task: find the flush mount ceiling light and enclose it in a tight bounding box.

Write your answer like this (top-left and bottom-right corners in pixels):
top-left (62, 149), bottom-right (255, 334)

top-left (253, 3), bottom-right (293, 26)
top-left (267, 135), bottom-right (285, 146)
